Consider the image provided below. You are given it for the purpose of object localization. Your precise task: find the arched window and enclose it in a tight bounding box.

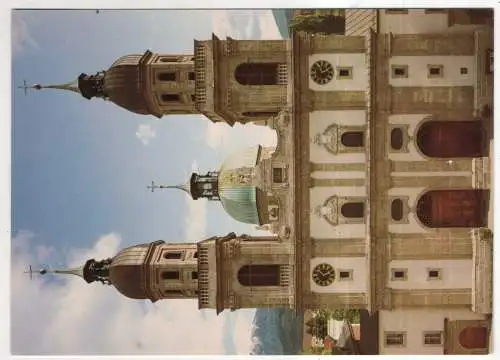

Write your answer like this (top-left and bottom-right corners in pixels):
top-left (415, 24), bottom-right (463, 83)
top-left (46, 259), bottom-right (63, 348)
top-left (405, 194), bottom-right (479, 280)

top-left (459, 327), bottom-right (488, 349)
top-left (235, 63), bottom-right (279, 85)
top-left (416, 189), bottom-right (488, 228)
top-left (237, 265), bottom-right (281, 286)
top-left (341, 202), bottom-right (364, 218)
top-left (416, 120), bottom-right (487, 158)
top-left (161, 271), bottom-right (180, 280)
top-left (158, 72), bottom-right (177, 82)
top-left (341, 131), bottom-right (364, 147)
top-left (161, 93), bottom-right (180, 102)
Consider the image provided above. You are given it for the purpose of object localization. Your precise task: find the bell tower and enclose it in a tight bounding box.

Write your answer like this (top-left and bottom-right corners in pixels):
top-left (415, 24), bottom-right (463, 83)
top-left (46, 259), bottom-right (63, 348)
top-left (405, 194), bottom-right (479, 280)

top-left (194, 35), bottom-right (289, 125)
top-left (153, 243), bottom-right (199, 299)
top-left (21, 51), bottom-right (199, 118)
top-left (143, 53), bottom-right (198, 115)
top-left (197, 233), bottom-right (294, 313)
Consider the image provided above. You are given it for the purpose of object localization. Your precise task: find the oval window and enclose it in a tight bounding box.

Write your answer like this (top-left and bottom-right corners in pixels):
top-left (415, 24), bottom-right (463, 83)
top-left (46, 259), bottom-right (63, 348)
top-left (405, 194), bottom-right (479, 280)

top-left (391, 199), bottom-right (404, 221)
top-left (391, 128), bottom-right (404, 150)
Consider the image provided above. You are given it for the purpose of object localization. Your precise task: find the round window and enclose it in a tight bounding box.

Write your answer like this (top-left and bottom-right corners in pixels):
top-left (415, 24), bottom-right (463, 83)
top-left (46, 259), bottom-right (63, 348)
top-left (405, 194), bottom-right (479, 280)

top-left (312, 263), bottom-right (336, 287)
top-left (310, 60), bottom-right (334, 85)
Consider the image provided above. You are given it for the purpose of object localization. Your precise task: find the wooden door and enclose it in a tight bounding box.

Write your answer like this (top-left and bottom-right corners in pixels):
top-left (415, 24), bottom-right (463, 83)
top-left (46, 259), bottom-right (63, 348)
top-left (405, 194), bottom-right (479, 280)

top-left (459, 327), bottom-right (488, 349)
top-left (417, 189), bottom-right (488, 228)
top-left (417, 120), bottom-right (487, 158)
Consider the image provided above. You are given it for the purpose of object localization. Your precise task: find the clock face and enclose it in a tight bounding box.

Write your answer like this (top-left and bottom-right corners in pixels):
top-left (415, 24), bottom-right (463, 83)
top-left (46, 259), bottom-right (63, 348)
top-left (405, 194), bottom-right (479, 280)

top-left (312, 263), bottom-right (335, 287)
top-left (310, 60), bottom-right (334, 85)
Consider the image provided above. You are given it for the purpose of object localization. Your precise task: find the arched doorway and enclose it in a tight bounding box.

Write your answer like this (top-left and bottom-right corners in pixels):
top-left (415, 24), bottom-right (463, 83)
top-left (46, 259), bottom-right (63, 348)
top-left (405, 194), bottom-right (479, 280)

top-left (459, 327), bottom-right (488, 349)
top-left (416, 189), bottom-right (488, 228)
top-left (237, 264), bottom-right (281, 286)
top-left (234, 63), bottom-right (279, 85)
top-left (416, 120), bottom-right (487, 158)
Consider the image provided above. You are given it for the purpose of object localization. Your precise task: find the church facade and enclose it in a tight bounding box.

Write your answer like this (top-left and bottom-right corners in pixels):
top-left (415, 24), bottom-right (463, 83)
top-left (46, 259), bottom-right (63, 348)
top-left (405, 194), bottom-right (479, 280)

top-left (31, 9), bottom-right (493, 355)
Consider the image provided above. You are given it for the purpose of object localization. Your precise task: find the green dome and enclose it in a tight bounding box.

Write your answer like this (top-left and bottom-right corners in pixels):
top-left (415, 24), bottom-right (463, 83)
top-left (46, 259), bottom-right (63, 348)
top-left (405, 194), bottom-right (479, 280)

top-left (218, 146), bottom-right (265, 225)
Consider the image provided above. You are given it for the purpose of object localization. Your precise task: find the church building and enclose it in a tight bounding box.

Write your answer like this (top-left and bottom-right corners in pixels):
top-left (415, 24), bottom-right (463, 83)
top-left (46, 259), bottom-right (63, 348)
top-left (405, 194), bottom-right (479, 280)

top-left (29, 9), bottom-right (493, 355)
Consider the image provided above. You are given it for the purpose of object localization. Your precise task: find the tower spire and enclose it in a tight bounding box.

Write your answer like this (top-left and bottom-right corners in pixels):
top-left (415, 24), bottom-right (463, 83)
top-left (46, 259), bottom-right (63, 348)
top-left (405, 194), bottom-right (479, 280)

top-left (148, 171), bottom-right (220, 201)
top-left (18, 72), bottom-right (108, 100)
top-left (147, 180), bottom-right (191, 196)
top-left (18, 79), bottom-right (81, 95)
top-left (24, 258), bottom-right (113, 285)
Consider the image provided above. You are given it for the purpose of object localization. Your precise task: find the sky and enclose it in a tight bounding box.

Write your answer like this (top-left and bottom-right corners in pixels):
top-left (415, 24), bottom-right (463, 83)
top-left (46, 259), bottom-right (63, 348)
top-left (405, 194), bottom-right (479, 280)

top-left (10, 9), bottom-right (281, 355)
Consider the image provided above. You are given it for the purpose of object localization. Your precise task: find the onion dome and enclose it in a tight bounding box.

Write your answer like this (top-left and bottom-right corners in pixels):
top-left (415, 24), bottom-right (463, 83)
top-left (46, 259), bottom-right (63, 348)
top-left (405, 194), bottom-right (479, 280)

top-left (218, 145), bottom-right (267, 225)
top-left (107, 242), bottom-right (163, 301)
top-left (102, 51), bottom-right (160, 117)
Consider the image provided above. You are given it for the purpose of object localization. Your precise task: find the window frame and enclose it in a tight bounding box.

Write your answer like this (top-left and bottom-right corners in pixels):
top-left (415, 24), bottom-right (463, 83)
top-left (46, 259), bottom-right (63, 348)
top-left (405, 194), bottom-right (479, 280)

top-left (427, 64), bottom-right (444, 79)
top-left (336, 66), bottom-right (353, 80)
top-left (427, 268), bottom-right (442, 281)
top-left (384, 331), bottom-right (407, 347)
top-left (161, 270), bottom-right (181, 280)
top-left (423, 331), bottom-right (443, 346)
top-left (391, 268), bottom-right (408, 281)
top-left (391, 65), bottom-right (409, 79)
top-left (164, 251), bottom-right (184, 260)
top-left (338, 269), bottom-right (353, 281)
top-left (161, 93), bottom-right (181, 103)
top-left (157, 72), bottom-right (177, 82)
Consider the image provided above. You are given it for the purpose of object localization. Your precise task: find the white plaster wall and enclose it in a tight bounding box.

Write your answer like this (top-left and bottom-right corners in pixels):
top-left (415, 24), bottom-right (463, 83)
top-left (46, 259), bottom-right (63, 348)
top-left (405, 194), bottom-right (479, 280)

top-left (310, 257), bottom-right (367, 293)
top-left (310, 110), bottom-right (367, 127)
top-left (309, 110), bottom-right (367, 164)
top-left (310, 186), bottom-right (367, 238)
top-left (388, 187), bottom-right (426, 233)
top-left (379, 9), bottom-right (449, 34)
top-left (308, 54), bottom-right (368, 91)
top-left (379, 308), bottom-right (485, 355)
top-left (389, 56), bottom-right (475, 87)
top-left (311, 171), bottom-right (365, 180)
top-left (388, 259), bottom-right (473, 290)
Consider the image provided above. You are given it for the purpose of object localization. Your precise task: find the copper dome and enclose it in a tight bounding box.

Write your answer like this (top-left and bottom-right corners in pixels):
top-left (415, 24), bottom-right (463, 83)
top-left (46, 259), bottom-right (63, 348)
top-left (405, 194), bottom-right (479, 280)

top-left (103, 51), bottom-right (161, 117)
top-left (108, 242), bottom-right (162, 301)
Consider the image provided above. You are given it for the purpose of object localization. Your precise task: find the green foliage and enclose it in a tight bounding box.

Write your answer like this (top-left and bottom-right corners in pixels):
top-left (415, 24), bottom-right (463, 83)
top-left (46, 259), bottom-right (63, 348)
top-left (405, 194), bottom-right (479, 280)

top-left (300, 347), bottom-right (323, 355)
top-left (478, 227), bottom-right (493, 240)
top-left (330, 309), bottom-right (361, 323)
top-left (305, 313), bottom-right (328, 339)
top-left (289, 10), bottom-right (346, 35)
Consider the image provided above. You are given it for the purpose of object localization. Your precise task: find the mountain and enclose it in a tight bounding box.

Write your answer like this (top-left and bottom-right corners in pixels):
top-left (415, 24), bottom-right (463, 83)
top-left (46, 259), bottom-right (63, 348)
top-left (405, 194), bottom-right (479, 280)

top-left (271, 9), bottom-right (294, 39)
top-left (249, 308), bottom-right (304, 355)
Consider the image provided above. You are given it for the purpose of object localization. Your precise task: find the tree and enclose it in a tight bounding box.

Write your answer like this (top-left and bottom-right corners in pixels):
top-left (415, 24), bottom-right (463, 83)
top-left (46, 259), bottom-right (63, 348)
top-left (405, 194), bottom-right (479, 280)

top-left (305, 313), bottom-right (328, 339)
top-left (331, 309), bottom-right (361, 323)
top-left (289, 11), bottom-right (346, 35)
top-left (299, 347), bottom-right (323, 355)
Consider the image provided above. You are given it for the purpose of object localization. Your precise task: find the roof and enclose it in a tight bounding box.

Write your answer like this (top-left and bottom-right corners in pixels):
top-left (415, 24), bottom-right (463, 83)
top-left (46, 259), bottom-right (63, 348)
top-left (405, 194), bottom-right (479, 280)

top-left (217, 146), bottom-right (266, 225)
top-left (108, 242), bottom-right (161, 301)
top-left (102, 51), bottom-right (160, 117)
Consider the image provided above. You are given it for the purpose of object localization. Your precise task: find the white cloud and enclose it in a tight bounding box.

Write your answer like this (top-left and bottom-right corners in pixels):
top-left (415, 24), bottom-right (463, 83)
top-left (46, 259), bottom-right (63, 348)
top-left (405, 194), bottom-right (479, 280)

top-left (135, 123), bottom-right (156, 145)
top-left (11, 12), bottom-right (39, 56)
top-left (211, 10), bottom-right (280, 40)
top-left (10, 229), bottom-right (252, 355)
top-left (205, 122), bottom-right (277, 151)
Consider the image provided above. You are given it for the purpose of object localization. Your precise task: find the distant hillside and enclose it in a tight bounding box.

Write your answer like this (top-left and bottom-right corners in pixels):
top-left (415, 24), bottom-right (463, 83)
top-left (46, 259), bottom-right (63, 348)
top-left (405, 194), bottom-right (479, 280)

top-left (249, 308), bottom-right (304, 355)
top-left (271, 9), bottom-right (294, 39)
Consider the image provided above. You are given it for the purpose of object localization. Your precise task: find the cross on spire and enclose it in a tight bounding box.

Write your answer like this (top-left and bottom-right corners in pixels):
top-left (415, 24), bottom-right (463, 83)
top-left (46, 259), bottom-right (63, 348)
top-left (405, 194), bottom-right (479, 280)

top-left (17, 80), bottom-right (41, 96)
top-left (23, 265), bottom-right (48, 280)
top-left (147, 181), bottom-right (161, 192)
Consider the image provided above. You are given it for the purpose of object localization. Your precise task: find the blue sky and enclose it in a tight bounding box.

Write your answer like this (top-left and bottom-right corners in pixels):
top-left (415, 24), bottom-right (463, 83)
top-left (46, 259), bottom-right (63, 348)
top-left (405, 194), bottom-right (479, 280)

top-left (10, 9), bottom-right (280, 355)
